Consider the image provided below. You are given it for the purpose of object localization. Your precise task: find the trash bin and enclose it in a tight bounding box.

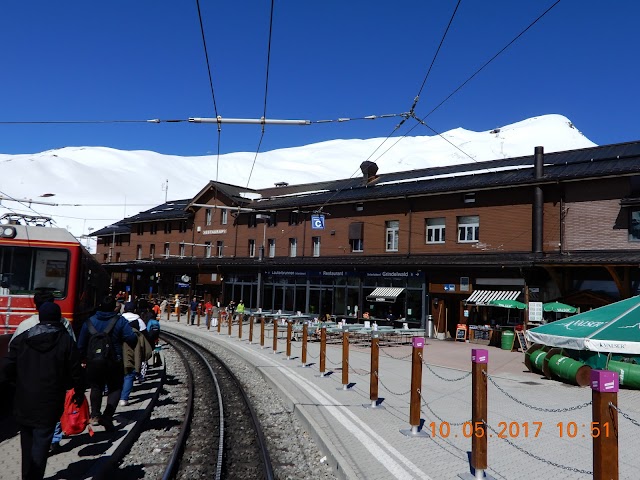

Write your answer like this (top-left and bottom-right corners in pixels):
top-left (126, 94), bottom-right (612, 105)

top-left (606, 360), bottom-right (640, 389)
top-left (500, 330), bottom-right (515, 350)
top-left (547, 354), bottom-right (591, 387)
top-left (427, 316), bottom-right (433, 338)
top-left (526, 349), bottom-right (547, 373)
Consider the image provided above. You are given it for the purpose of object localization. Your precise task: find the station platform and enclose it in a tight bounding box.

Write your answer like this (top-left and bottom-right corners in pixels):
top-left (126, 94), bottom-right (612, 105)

top-left (165, 317), bottom-right (640, 480)
top-left (0, 364), bottom-right (163, 480)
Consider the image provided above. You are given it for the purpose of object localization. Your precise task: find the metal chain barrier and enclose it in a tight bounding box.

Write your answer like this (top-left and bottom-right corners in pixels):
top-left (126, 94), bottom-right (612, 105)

top-left (375, 371), bottom-right (411, 396)
top-left (419, 391), bottom-right (470, 426)
top-left (610, 402), bottom-right (640, 428)
top-left (423, 361), bottom-right (472, 382)
top-left (485, 421), bottom-right (592, 476)
top-left (379, 346), bottom-right (414, 360)
top-left (485, 373), bottom-right (592, 412)
top-left (344, 357), bottom-right (370, 376)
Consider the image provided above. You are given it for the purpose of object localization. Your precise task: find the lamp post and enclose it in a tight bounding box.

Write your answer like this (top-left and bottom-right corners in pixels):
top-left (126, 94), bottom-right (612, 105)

top-left (256, 214), bottom-right (270, 311)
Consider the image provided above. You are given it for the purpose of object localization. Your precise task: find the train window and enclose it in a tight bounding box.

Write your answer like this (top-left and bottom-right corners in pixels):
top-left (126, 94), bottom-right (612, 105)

top-left (0, 246), bottom-right (69, 298)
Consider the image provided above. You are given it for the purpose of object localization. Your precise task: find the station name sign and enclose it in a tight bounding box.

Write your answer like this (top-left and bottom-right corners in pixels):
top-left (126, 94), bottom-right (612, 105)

top-left (265, 270), bottom-right (424, 278)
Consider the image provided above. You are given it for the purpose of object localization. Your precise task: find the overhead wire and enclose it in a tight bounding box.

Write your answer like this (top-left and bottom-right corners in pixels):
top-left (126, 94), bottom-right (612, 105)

top-left (245, 0), bottom-right (275, 190)
top-left (0, 189), bottom-right (55, 225)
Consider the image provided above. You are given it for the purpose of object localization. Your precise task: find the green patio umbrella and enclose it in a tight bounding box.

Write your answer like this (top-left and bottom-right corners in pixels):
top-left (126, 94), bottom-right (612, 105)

top-left (488, 299), bottom-right (526, 323)
top-left (543, 301), bottom-right (577, 314)
top-left (488, 299), bottom-right (526, 309)
top-left (527, 295), bottom-right (640, 354)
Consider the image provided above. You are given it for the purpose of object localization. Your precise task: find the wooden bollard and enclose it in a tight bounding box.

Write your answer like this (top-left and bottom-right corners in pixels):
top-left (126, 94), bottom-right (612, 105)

top-left (338, 327), bottom-right (351, 390)
top-left (591, 370), bottom-right (619, 480)
top-left (318, 326), bottom-right (327, 377)
top-left (300, 322), bottom-right (308, 367)
top-left (238, 314), bottom-right (243, 340)
top-left (364, 332), bottom-right (381, 408)
top-left (217, 312), bottom-right (222, 334)
top-left (260, 317), bottom-right (266, 348)
top-left (272, 318), bottom-right (278, 354)
top-left (228, 312), bottom-right (232, 336)
top-left (196, 305), bottom-right (201, 326)
top-left (207, 308), bottom-right (211, 330)
top-left (285, 321), bottom-right (293, 360)
top-left (471, 349), bottom-right (489, 476)
top-left (166, 307), bottom-right (170, 322)
top-left (249, 315), bottom-right (254, 343)
top-left (400, 337), bottom-right (427, 437)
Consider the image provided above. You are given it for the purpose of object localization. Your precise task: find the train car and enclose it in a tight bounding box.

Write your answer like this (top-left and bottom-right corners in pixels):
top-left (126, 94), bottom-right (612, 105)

top-left (0, 223), bottom-right (109, 335)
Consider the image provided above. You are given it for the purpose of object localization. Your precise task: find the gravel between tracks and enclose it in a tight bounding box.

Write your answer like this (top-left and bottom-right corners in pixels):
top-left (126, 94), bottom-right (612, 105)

top-left (119, 330), bottom-right (337, 480)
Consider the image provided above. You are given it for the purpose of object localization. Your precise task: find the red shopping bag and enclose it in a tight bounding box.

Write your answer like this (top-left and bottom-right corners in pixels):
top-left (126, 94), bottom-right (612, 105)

top-left (60, 389), bottom-right (93, 436)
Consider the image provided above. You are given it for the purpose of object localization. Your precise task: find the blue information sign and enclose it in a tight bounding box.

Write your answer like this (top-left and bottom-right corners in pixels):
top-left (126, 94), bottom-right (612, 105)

top-left (311, 214), bottom-right (325, 230)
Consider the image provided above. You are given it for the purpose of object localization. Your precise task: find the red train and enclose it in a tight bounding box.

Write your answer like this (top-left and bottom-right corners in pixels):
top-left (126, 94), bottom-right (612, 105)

top-left (0, 224), bottom-right (109, 335)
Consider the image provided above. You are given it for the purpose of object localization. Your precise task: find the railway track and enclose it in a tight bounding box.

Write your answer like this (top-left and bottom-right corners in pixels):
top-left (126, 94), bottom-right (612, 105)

top-left (156, 331), bottom-right (274, 479)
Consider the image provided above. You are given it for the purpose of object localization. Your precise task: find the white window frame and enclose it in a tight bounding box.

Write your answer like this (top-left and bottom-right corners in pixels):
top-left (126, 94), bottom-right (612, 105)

top-left (205, 241), bottom-right (212, 258)
top-left (457, 215), bottom-right (479, 243)
top-left (205, 208), bottom-right (212, 226)
top-left (312, 236), bottom-right (321, 257)
top-left (221, 209), bottom-right (228, 225)
top-left (289, 238), bottom-right (297, 257)
top-left (179, 243), bottom-right (186, 257)
top-left (426, 218), bottom-right (446, 244)
top-left (164, 243), bottom-right (170, 258)
top-left (149, 244), bottom-right (155, 260)
top-left (136, 245), bottom-right (142, 260)
top-left (216, 240), bottom-right (224, 258)
top-left (350, 238), bottom-right (363, 252)
top-left (385, 220), bottom-right (399, 252)
top-left (268, 239), bottom-right (276, 258)
top-left (249, 239), bottom-right (256, 258)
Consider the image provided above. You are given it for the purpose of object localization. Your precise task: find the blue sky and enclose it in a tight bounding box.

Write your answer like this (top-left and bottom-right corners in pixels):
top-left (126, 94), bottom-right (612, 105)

top-left (1, 1), bottom-right (637, 156)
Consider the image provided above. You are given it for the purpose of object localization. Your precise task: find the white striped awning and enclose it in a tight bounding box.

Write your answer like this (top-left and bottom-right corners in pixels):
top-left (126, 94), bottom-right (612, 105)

top-left (366, 287), bottom-right (405, 303)
top-left (465, 290), bottom-right (520, 306)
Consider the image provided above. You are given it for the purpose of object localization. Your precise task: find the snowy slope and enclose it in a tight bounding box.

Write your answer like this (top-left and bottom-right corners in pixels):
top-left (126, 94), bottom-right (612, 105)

top-left (0, 114), bottom-right (596, 245)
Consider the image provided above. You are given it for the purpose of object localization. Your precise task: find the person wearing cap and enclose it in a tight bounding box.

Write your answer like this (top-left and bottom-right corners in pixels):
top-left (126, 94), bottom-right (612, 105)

top-left (2, 302), bottom-right (84, 480)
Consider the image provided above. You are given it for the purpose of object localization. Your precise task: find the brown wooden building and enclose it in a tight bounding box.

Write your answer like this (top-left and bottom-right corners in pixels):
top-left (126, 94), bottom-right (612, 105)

top-left (91, 141), bottom-right (640, 336)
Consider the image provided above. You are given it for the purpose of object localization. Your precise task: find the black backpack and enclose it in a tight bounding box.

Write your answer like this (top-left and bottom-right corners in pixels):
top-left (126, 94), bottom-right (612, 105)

top-left (86, 315), bottom-right (119, 366)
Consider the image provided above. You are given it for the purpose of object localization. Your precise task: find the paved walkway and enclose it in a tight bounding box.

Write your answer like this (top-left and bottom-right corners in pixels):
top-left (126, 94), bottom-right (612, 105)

top-left (166, 316), bottom-right (640, 480)
top-left (0, 367), bottom-right (162, 480)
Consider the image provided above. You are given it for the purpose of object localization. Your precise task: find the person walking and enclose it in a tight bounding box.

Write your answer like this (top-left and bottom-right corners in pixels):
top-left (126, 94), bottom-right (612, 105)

top-left (189, 297), bottom-right (198, 325)
top-left (204, 300), bottom-right (213, 328)
top-left (120, 319), bottom-right (152, 406)
top-left (9, 291), bottom-right (76, 455)
top-left (159, 298), bottom-right (168, 317)
top-left (77, 296), bottom-right (137, 432)
top-left (3, 302), bottom-right (84, 480)
top-left (236, 299), bottom-right (245, 322)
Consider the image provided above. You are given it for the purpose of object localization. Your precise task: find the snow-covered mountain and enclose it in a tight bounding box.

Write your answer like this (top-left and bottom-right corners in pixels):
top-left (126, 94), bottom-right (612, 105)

top-left (0, 114), bottom-right (596, 246)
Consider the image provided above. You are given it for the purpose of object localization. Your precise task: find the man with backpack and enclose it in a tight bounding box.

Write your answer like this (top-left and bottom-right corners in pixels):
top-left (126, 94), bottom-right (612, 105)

top-left (77, 296), bottom-right (137, 432)
top-left (2, 301), bottom-right (84, 480)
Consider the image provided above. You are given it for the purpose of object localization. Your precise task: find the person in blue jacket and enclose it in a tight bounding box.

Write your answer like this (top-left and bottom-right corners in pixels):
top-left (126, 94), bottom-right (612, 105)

top-left (77, 296), bottom-right (137, 431)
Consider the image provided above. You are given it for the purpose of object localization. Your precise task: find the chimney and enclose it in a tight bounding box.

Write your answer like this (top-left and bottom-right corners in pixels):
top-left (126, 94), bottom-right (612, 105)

top-left (359, 161), bottom-right (379, 185)
top-left (532, 146), bottom-right (544, 254)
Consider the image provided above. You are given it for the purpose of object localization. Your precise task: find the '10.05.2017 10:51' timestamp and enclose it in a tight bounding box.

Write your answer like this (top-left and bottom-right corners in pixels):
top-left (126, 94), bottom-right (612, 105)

top-left (427, 421), bottom-right (612, 438)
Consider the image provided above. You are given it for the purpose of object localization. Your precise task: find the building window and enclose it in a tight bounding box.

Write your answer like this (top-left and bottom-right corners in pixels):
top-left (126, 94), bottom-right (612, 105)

top-left (630, 209), bottom-right (640, 241)
top-left (164, 221), bottom-right (172, 234)
top-left (268, 239), bottom-right (276, 258)
top-left (248, 213), bottom-right (257, 228)
top-left (136, 245), bottom-right (142, 260)
top-left (150, 244), bottom-right (155, 259)
top-left (458, 215), bottom-right (479, 243)
top-left (103, 253), bottom-right (108, 263)
top-left (249, 239), bottom-right (256, 258)
top-left (115, 252), bottom-right (121, 262)
top-left (288, 211), bottom-right (299, 226)
top-left (268, 212), bottom-right (277, 227)
top-left (205, 241), bottom-right (212, 258)
top-left (179, 243), bottom-right (186, 257)
top-left (426, 218), bottom-right (446, 244)
top-left (136, 224), bottom-right (144, 236)
top-left (221, 209), bottom-right (228, 225)
top-left (179, 220), bottom-right (187, 233)
top-left (349, 222), bottom-right (364, 252)
top-left (216, 241), bottom-right (224, 258)
top-left (115, 236), bottom-right (123, 247)
top-left (150, 223), bottom-right (158, 235)
top-left (206, 208), bottom-right (212, 226)
top-left (289, 238), bottom-right (297, 257)
top-left (312, 236), bottom-right (321, 257)
top-left (350, 239), bottom-right (363, 252)
top-left (164, 243), bottom-right (170, 258)
top-left (385, 220), bottom-right (399, 252)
